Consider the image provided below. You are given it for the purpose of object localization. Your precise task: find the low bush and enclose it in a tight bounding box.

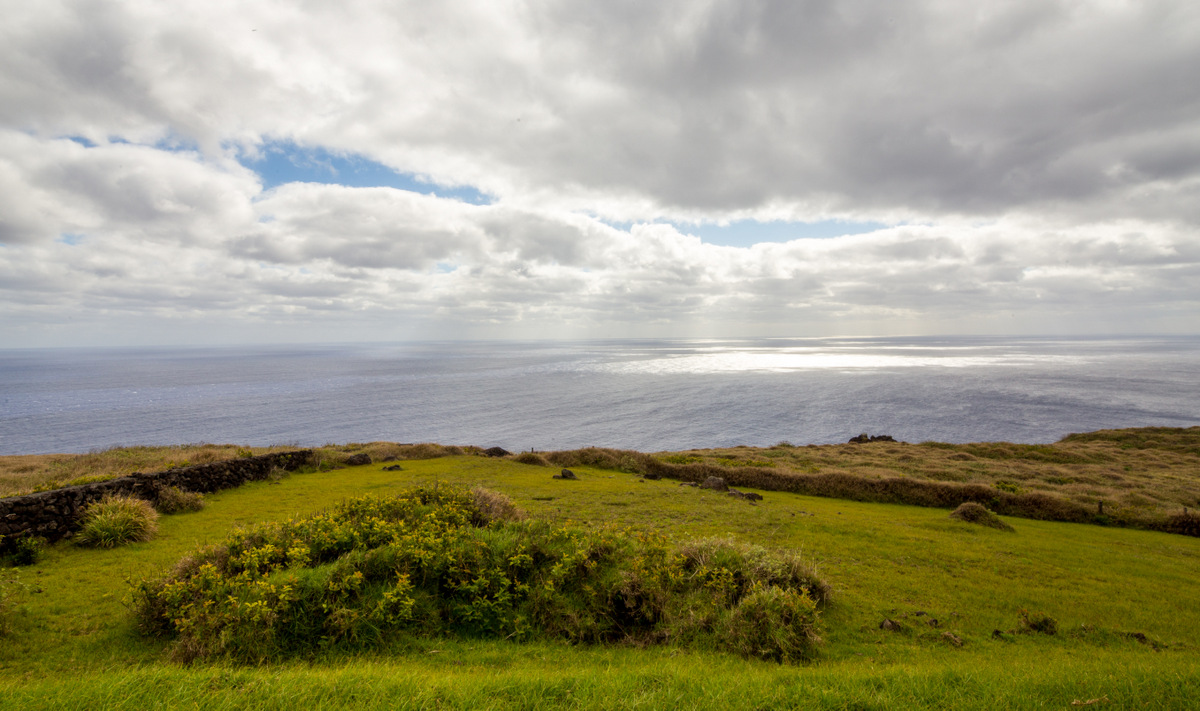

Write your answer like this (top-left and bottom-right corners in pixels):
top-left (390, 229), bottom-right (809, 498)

top-left (154, 486), bottom-right (205, 514)
top-left (949, 502), bottom-right (1015, 532)
top-left (133, 485), bottom-right (827, 664)
top-left (4, 535), bottom-right (45, 566)
top-left (75, 496), bottom-right (159, 548)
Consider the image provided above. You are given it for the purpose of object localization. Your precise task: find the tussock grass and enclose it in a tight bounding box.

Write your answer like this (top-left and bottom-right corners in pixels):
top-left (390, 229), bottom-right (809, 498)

top-left (528, 428), bottom-right (1200, 536)
top-left (949, 502), bottom-right (1015, 532)
top-left (75, 496), bottom-right (159, 548)
top-left (153, 486), bottom-right (205, 514)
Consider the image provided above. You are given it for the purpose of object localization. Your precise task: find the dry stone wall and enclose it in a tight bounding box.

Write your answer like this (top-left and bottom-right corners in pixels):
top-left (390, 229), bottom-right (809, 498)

top-left (0, 450), bottom-right (313, 548)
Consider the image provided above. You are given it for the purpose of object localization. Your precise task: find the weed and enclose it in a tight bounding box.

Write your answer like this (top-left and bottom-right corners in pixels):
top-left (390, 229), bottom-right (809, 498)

top-left (5, 535), bottom-right (45, 566)
top-left (75, 496), bottom-right (159, 548)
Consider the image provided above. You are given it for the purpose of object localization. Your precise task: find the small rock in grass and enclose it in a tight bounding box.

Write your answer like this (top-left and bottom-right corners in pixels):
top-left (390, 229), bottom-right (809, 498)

top-left (879, 619), bottom-right (902, 632)
top-left (942, 631), bottom-right (964, 647)
top-left (553, 469), bottom-right (578, 480)
top-left (382, 465), bottom-right (404, 471)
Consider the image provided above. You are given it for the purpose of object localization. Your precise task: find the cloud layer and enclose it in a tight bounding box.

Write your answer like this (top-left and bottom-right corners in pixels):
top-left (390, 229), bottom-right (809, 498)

top-left (2, 0), bottom-right (1198, 344)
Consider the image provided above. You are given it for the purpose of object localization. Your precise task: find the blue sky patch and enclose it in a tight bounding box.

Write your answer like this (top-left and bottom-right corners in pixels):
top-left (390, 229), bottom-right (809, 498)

top-left (241, 140), bottom-right (492, 204)
top-left (672, 219), bottom-right (888, 247)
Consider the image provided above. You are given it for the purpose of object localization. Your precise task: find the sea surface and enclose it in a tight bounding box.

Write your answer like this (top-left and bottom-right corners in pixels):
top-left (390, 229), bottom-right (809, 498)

top-left (1, 337), bottom-right (1198, 455)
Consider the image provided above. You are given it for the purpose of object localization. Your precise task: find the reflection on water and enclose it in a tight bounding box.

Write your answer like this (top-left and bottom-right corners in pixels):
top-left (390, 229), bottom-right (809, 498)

top-left (1, 336), bottom-right (1197, 454)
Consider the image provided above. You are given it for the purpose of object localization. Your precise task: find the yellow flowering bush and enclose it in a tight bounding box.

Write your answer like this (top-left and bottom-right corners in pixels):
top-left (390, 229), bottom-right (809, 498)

top-left (133, 485), bottom-right (827, 663)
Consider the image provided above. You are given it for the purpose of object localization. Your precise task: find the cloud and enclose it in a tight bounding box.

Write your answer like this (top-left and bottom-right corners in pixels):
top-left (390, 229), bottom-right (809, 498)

top-left (1, 1), bottom-right (1198, 344)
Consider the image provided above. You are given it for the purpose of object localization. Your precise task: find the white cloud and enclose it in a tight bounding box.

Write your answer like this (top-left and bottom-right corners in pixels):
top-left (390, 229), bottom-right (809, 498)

top-left (1, 0), bottom-right (1198, 344)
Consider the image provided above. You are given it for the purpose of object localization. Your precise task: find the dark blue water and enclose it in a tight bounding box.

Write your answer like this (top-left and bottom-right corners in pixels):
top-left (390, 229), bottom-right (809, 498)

top-left (1, 337), bottom-right (1197, 455)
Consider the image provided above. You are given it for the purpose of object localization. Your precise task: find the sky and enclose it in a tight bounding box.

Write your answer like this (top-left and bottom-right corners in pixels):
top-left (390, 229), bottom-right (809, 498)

top-left (1, 0), bottom-right (1198, 347)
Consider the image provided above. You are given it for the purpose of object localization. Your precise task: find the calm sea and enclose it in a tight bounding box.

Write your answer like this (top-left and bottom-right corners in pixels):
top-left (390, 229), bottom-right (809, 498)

top-left (1, 337), bottom-right (1197, 455)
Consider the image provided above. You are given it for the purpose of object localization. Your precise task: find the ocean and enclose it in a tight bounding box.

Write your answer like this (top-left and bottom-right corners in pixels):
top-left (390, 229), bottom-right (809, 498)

top-left (1, 336), bottom-right (1197, 455)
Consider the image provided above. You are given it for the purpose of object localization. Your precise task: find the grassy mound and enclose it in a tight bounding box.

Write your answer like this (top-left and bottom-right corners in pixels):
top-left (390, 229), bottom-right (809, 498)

top-left (153, 486), bottom-right (205, 514)
top-left (949, 502), bottom-right (1015, 532)
top-left (133, 485), bottom-right (827, 664)
top-left (75, 495), bottom-right (159, 548)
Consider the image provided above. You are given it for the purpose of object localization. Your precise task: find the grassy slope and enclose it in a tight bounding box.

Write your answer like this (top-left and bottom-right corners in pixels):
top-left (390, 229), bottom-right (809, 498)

top-left (2, 454), bottom-right (1198, 709)
top-left (654, 426), bottom-right (1200, 520)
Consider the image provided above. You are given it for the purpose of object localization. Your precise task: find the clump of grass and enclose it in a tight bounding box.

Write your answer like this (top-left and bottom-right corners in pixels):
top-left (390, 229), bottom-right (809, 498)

top-left (75, 496), bottom-right (159, 548)
top-left (133, 485), bottom-right (827, 664)
top-left (512, 451), bottom-right (550, 467)
top-left (1018, 609), bottom-right (1058, 635)
top-left (949, 502), bottom-right (1015, 532)
top-left (154, 486), bottom-right (205, 515)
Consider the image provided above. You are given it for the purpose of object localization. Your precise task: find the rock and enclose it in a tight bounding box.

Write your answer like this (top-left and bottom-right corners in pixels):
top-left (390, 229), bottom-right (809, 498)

top-left (643, 472), bottom-right (661, 480)
top-left (942, 631), bottom-right (964, 647)
top-left (344, 453), bottom-right (372, 466)
top-left (879, 618), bottom-right (902, 632)
top-left (483, 447), bottom-right (511, 457)
top-left (380, 455), bottom-right (398, 462)
top-left (679, 482), bottom-right (698, 487)
top-left (699, 476), bottom-right (728, 492)
top-left (849, 433), bottom-right (898, 444)
top-left (553, 469), bottom-right (578, 480)
top-left (743, 491), bottom-right (763, 502)
top-left (382, 465), bottom-right (404, 471)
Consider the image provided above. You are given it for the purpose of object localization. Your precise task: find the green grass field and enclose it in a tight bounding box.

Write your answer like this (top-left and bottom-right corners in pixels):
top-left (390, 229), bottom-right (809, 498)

top-left (2, 452), bottom-right (1198, 709)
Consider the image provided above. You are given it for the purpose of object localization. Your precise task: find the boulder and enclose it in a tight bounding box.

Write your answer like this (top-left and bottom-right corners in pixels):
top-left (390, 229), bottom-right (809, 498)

top-left (344, 453), bottom-right (372, 466)
top-left (553, 469), bottom-right (578, 480)
top-left (483, 446), bottom-right (511, 457)
top-left (381, 465), bottom-right (404, 472)
top-left (699, 476), bottom-right (728, 492)
top-left (879, 618), bottom-right (903, 632)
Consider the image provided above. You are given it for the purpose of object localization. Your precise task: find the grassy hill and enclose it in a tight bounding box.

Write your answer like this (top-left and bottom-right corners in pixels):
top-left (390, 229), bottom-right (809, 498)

top-left (2, 429), bottom-right (1198, 709)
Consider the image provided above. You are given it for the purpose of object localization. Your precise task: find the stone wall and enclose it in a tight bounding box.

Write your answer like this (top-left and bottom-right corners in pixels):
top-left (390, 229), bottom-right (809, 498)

top-left (0, 450), bottom-right (313, 548)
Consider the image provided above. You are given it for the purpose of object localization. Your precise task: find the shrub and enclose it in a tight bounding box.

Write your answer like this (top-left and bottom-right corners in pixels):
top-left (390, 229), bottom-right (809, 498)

top-left (949, 502), bottom-right (1015, 532)
top-left (75, 496), bottom-right (159, 548)
top-left (718, 583), bottom-right (821, 662)
top-left (6, 536), bottom-right (45, 566)
top-left (155, 486), bottom-right (205, 514)
top-left (133, 485), bottom-right (827, 663)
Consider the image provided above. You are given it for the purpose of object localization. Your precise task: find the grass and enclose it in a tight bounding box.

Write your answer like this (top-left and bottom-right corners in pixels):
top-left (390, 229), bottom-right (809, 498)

top-left (1, 431), bottom-right (1198, 708)
top-left (74, 496), bottom-right (160, 548)
top-left (0, 444), bottom-right (294, 498)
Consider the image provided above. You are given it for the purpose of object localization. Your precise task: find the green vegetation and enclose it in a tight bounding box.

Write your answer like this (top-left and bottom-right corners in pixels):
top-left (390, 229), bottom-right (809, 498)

top-left (74, 495), bottom-right (160, 548)
top-left (134, 486), bottom-right (825, 664)
top-left (1, 428), bottom-right (1198, 708)
top-left (153, 485), bottom-right (205, 514)
top-left (949, 502), bottom-right (1015, 532)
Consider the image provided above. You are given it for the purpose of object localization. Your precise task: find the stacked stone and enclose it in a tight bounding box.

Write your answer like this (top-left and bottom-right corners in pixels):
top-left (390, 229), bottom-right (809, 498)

top-left (0, 450), bottom-right (313, 550)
